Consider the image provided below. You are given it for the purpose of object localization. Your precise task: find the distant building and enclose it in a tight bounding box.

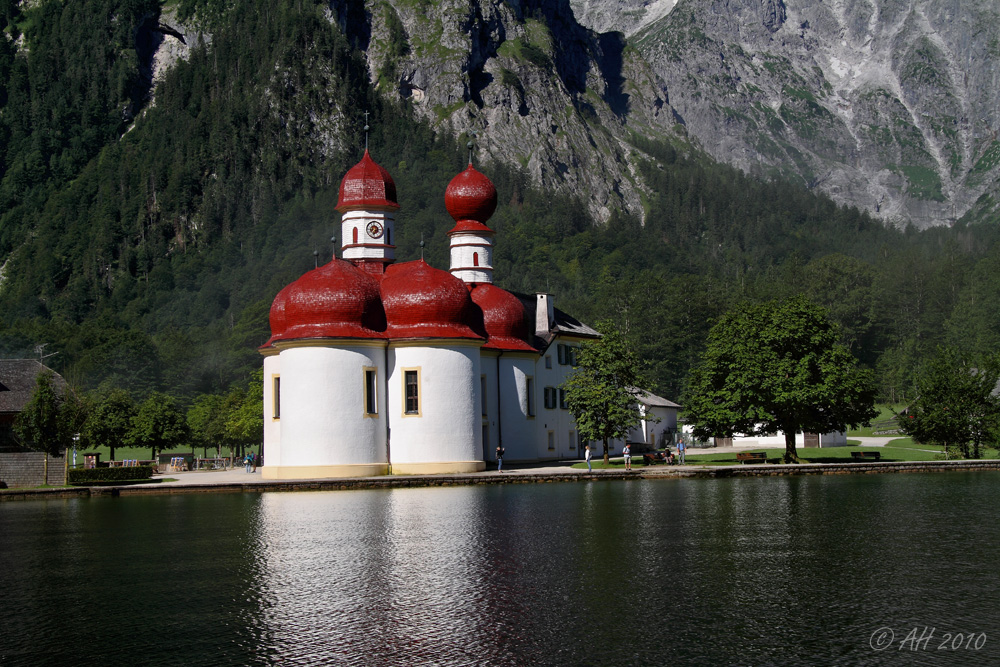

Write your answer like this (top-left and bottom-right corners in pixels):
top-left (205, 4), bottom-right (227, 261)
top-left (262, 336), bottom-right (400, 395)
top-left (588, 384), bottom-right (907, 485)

top-left (0, 360), bottom-right (68, 451)
top-left (627, 390), bottom-right (681, 450)
top-left (260, 151), bottom-right (678, 479)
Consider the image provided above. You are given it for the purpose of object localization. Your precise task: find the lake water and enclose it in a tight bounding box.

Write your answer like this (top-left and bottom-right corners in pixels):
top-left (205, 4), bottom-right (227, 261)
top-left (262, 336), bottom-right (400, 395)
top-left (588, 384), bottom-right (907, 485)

top-left (3, 473), bottom-right (999, 665)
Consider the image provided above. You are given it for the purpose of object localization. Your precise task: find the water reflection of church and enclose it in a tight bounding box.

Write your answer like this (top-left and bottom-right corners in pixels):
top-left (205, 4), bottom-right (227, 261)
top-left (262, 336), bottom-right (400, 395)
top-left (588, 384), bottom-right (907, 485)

top-left (260, 149), bottom-right (677, 480)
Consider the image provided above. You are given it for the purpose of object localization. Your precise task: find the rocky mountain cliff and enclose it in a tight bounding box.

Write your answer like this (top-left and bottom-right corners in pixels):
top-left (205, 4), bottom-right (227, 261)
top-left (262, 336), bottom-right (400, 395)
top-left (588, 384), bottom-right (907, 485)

top-left (146, 0), bottom-right (1000, 227)
top-left (599, 0), bottom-right (1000, 227)
top-left (329, 0), bottom-right (674, 223)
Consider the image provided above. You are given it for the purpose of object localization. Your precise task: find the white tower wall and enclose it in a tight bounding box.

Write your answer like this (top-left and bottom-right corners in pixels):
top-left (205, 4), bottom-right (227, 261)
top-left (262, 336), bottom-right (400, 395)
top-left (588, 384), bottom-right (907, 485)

top-left (388, 342), bottom-right (485, 474)
top-left (263, 342), bottom-right (388, 479)
top-left (262, 353), bottom-right (281, 464)
top-left (340, 209), bottom-right (396, 262)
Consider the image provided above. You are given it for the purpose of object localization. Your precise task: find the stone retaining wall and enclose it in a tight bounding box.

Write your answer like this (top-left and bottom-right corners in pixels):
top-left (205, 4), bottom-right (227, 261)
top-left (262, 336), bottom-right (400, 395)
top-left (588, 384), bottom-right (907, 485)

top-left (3, 459), bottom-right (1000, 500)
top-left (0, 452), bottom-right (66, 488)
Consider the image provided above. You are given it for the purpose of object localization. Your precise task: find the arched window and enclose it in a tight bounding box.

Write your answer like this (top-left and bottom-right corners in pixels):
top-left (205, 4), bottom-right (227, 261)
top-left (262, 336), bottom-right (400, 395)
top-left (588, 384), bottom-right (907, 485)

top-left (353, 227), bottom-right (358, 244)
top-left (473, 252), bottom-right (479, 267)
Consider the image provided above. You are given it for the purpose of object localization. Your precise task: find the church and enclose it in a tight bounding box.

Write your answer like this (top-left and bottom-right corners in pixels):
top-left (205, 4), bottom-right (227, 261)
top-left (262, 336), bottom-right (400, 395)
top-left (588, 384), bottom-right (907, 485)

top-left (259, 149), bottom-right (671, 480)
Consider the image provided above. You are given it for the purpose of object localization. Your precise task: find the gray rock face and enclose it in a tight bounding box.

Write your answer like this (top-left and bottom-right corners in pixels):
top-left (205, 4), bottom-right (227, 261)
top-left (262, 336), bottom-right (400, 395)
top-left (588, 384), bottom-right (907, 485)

top-left (151, 0), bottom-right (1000, 227)
top-left (331, 0), bottom-right (676, 223)
top-left (568, 0), bottom-right (679, 36)
top-left (631, 0), bottom-right (1000, 227)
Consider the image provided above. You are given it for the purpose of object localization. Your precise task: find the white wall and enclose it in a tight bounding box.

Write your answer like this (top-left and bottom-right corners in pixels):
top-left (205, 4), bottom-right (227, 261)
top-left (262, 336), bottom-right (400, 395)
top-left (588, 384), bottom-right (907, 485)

top-left (388, 342), bottom-right (482, 466)
top-left (495, 353), bottom-right (537, 462)
top-left (262, 353), bottom-right (281, 463)
top-left (275, 343), bottom-right (387, 467)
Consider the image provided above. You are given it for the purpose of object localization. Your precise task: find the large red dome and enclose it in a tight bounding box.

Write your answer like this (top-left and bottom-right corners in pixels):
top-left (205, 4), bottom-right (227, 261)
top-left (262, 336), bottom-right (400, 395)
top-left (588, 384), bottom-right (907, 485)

top-left (267, 259), bottom-right (387, 343)
top-left (381, 260), bottom-right (485, 340)
top-left (336, 149), bottom-right (400, 212)
top-left (470, 284), bottom-right (537, 351)
top-left (445, 164), bottom-right (497, 229)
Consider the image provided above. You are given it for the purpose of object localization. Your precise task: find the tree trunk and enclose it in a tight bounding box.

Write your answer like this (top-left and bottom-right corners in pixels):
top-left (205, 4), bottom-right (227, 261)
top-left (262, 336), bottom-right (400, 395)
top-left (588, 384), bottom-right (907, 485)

top-left (783, 429), bottom-right (799, 463)
top-left (602, 437), bottom-right (609, 464)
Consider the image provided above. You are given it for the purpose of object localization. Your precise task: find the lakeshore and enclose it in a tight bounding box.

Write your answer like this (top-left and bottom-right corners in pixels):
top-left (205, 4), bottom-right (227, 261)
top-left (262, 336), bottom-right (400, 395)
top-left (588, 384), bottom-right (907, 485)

top-left (5, 455), bottom-right (1000, 502)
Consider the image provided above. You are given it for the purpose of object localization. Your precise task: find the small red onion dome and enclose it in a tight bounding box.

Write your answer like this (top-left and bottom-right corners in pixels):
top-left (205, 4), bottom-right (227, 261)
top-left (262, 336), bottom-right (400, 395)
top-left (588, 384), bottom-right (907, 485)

top-left (470, 284), bottom-right (537, 351)
top-left (265, 259), bottom-right (387, 344)
top-left (381, 260), bottom-right (486, 340)
top-left (336, 149), bottom-right (400, 212)
top-left (445, 164), bottom-right (497, 234)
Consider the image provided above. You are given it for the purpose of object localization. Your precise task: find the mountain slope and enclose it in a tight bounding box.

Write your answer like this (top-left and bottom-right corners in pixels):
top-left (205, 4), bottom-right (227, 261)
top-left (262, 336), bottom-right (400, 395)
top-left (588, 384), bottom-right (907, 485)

top-left (628, 0), bottom-right (1000, 227)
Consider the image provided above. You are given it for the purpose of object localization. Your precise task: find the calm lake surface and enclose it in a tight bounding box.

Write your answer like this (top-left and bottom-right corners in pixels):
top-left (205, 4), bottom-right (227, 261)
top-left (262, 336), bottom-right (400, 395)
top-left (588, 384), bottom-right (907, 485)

top-left (3, 473), bottom-right (1000, 665)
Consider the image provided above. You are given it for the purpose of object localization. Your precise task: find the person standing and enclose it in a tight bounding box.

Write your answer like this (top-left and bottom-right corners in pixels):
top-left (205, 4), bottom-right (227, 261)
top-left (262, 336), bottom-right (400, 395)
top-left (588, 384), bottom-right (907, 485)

top-left (623, 443), bottom-right (632, 471)
top-left (585, 444), bottom-right (592, 472)
top-left (496, 445), bottom-right (505, 473)
top-left (677, 438), bottom-right (686, 465)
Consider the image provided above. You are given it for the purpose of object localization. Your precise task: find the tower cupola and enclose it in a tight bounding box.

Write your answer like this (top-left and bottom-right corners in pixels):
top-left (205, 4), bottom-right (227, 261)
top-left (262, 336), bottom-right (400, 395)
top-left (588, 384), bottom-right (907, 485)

top-left (445, 163), bottom-right (498, 284)
top-left (336, 149), bottom-right (399, 274)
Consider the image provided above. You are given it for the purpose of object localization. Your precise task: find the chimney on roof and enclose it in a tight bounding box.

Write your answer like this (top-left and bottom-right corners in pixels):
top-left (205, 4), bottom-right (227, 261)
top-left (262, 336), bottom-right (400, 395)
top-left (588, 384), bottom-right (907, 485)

top-left (535, 293), bottom-right (555, 336)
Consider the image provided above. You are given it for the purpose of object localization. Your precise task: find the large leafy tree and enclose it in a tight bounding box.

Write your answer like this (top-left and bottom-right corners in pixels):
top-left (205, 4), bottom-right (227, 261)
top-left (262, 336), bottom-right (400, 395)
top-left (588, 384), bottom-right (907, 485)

top-left (13, 370), bottom-right (85, 457)
top-left (187, 392), bottom-right (227, 457)
top-left (563, 321), bottom-right (647, 464)
top-left (83, 388), bottom-right (137, 461)
top-left (130, 392), bottom-right (189, 461)
top-left (684, 296), bottom-right (877, 463)
top-left (897, 347), bottom-right (1000, 459)
top-left (224, 370), bottom-right (264, 459)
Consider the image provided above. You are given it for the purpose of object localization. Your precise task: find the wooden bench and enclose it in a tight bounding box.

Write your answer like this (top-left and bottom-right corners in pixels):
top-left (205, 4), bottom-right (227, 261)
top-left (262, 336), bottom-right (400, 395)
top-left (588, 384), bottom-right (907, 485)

top-left (851, 451), bottom-right (881, 461)
top-left (643, 452), bottom-right (664, 466)
top-left (736, 452), bottom-right (767, 464)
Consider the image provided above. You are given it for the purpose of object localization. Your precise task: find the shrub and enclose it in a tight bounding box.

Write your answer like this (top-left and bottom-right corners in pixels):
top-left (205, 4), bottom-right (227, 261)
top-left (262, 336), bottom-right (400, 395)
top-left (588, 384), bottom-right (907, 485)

top-left (68, 466), bottom-right (154, 484)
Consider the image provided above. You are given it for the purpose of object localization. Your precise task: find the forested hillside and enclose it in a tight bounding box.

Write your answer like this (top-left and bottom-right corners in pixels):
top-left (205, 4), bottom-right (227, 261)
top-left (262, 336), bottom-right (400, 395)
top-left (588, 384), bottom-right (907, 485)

top-left (2, 0), bottom-right (999, 413)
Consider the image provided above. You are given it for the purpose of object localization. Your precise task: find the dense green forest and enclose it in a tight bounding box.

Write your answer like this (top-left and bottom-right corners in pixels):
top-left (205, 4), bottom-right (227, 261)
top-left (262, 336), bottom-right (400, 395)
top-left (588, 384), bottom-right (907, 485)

top-left (2, 0), bottom-right (1000, 419)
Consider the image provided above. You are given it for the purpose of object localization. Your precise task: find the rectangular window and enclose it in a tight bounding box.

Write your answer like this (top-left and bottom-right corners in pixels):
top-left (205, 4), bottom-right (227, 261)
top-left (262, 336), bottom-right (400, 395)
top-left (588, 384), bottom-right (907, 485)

top-left (544, 386), bottom-right (556, 410)
top-left (569, 430), bottom-right (576, 450)
top-left (569, 347), bottom-right (578, 367)
top-left (526, 377), bottom-right (535, 417)
top-left (547, 431), bottom-right (555, 450)
top-left (481, 375), bottom-right (488, 417)
top-left (559, 388), bottom-right (568, 410)
top-left (404, 369), bottom-right (420, 415)
top-left (272, 376), bottom-right (281, 420)
top-left (364, 368), bottom-right (377, 417)
top-left (557, 344), bottom-right (567, 365)
top-left (545, 355), bottom-right (552, 369)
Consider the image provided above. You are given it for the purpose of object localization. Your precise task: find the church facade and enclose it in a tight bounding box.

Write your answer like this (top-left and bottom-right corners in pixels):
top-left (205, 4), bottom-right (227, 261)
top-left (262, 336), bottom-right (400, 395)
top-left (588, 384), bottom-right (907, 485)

top-left (260, 150), bottom-right (601, 479)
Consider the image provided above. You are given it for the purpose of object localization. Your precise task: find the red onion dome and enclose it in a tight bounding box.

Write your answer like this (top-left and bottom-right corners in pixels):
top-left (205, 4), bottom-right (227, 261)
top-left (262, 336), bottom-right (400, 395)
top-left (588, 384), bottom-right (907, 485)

top-left (470, 284), bottom-right (537, 351)
top-left (336, 149), bottom-right (400, 212)
top-left (266, 259), bottom-right (386, 344)
top-left (381, 260), bottom-right (486, 340)
top-left (445, 164), bottom-right (497, 234)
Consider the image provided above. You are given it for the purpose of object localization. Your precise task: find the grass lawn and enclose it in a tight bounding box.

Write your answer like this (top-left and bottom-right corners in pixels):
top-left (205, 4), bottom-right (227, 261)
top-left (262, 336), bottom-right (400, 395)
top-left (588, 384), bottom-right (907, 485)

top-left (846, 404), bottom-right (907, 437)
top-left (68, 445), bottom-right (237, 466)
top-left (573, 443), bottom-right (980, 466)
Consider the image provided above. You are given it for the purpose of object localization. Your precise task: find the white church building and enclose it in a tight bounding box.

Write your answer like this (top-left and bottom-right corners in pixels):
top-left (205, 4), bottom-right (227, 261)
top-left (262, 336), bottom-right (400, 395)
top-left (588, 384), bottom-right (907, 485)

top-left (259, 149), bottom-right (669, 480)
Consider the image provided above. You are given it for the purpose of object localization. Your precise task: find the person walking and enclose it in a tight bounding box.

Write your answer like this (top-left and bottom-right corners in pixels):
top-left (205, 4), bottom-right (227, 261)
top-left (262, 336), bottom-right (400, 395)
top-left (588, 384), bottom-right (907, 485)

top-left (496, 445), bottom-right (505, 473)
top-left (677, 438), bottom-right (686, 465)
top-left (585, 444), bottom-right (592, 472)
top-left (623, 443), bottom-right (632, 471)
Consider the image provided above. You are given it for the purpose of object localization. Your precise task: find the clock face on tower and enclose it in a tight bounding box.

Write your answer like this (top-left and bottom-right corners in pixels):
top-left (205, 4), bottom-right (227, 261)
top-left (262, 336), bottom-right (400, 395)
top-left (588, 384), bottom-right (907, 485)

top-left (366, 221), bottom-right (384, 239)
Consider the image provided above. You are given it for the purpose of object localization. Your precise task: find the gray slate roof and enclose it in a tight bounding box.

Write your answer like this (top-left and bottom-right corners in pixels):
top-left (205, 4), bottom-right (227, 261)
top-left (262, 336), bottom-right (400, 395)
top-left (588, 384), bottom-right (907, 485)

top-left (0, 360), bottom-right (68, 414)
top-left (634, 388), bottom-right (681, 409)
